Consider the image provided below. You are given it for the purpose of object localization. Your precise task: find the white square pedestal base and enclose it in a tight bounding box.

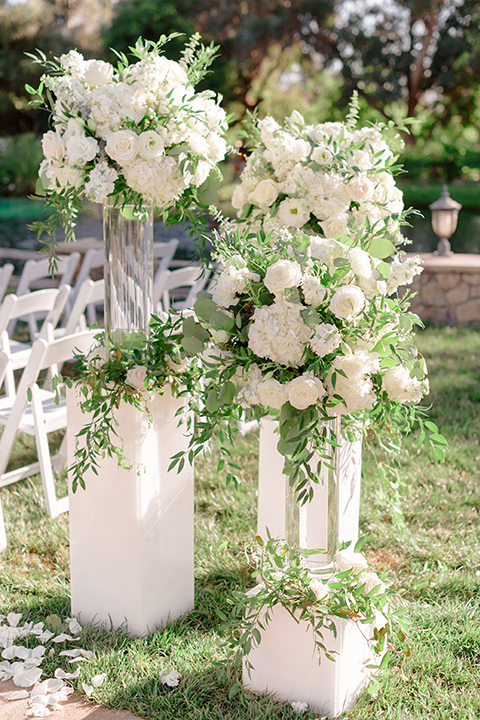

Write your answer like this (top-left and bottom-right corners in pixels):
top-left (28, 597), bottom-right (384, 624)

top-left (257, 417), bottom-right (362, 548)
top-left (67, 387), bottom-right (194, 636)
top-left (243, 603), bottom-right (382, 718)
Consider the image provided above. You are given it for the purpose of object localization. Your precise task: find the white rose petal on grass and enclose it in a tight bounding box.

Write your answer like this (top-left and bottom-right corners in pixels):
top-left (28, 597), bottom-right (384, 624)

top-left (125, 365), bottom-right (148, 390)
top-left (105, 130), bottom-right (138, 164)
top-left (7, 690), bottom-right (30, 701)
top-left (55, 667), bottom-right (81, 680)
top-left (159, 668), bottom-right (181, 687)
top-left (60, 648), bottom-right (93, 659)
top-left (52, 633), bottom-right (76, 643)
top-left (66, 618), bottom-right (83, 635)
top-left (291, 700), bottom-right (309, 713)
top-left (7, 613), bottom-right (22, 627)
top-left (91, 673), bottom-right (107, 687)
top-left (2, 646), bottom-right (17, 659)
top-left (288, 373), bottom-right (326, 410)
top-left (335, 549), bottom-right (369, 574)
top-left (329, 285), bottom-right (365, 321)
top-left (264, 259), bottom-right (302, 295)
top-left (82, 683), bottom-right (94, 697)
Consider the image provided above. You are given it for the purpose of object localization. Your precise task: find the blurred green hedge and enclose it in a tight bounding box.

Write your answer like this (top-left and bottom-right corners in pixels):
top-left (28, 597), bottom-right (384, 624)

top-left (0, 133), bottom-right (43, 197)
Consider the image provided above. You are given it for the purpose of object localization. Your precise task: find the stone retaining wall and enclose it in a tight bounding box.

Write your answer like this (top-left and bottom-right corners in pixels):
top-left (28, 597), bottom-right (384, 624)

top-left (406, 254), bottom-right (480, 326)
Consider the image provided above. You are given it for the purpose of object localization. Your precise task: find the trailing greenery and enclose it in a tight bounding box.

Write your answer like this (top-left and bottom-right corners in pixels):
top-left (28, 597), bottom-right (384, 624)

top-left (0, 326), bottom-right (479, 719)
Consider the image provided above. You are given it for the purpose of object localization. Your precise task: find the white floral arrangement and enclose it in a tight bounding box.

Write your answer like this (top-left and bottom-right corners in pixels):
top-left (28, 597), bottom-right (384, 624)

top-left (232, 97), bottom-right (408, 260)
top-left (231, 535), bottom-right (410, 681)
top-left (28, 35), bottom-right (228, 250)
top-left (180, 219), bottom-right (445, 500)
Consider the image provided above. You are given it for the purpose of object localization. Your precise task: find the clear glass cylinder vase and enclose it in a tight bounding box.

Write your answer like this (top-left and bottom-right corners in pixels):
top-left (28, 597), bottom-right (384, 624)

top-left (103, 203), bottom-right (154, 349)
top-left (285, 417), bottom-right (340, 568)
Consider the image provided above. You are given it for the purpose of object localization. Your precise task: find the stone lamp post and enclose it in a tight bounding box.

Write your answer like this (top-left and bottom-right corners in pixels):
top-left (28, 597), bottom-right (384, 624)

top-left (429, 185), bottom-right (462, 256)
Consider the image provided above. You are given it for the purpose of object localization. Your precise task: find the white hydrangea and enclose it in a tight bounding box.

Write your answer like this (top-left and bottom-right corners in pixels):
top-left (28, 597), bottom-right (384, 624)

top-left (248, 299), bottom-right (312, 367)
top-left (310, 323), bottom-right (342, 357)
top-left (326, 350), bottom-right (380, 414)
top-left (301, 274), bottom-right (329, 307)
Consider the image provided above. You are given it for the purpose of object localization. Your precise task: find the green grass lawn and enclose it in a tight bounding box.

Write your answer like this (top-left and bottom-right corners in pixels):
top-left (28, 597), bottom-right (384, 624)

top-left (1, 326), bottom-right (480, 719)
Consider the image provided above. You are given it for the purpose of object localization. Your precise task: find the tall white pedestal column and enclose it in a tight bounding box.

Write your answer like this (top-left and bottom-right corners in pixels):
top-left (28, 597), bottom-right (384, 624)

top-left (243, 603), bottom-right (383, 718)
top-left (257, 417), bottom-right (362, 548)
top-left (67, 386), bottom-right (194, 636)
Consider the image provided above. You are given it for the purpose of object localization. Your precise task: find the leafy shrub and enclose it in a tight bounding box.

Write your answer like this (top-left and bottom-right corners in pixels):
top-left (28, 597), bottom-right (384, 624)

top-left (0, 133), bottom-right (42, 196)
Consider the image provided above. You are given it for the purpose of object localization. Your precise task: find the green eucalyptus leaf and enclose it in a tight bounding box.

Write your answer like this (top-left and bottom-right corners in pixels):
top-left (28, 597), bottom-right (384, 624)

top-left (367, 236), bottom-right (395, 259)
top-left (209, 310), bottom-right (235, 331)
top-left (218, 381), bottom-right (235, 405)
top-left (194, 298), bottom-right (217, 322)
top-left (205, 389), bottom-right (220, 413)
top-left (181, 335), bottom-right (205, 356)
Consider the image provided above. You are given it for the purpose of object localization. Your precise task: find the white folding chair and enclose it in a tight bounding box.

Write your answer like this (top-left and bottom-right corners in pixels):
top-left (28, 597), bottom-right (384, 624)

top-left (0, 263), bottom-right (14, 303)
top-left (154, 266), bottom-right (210, 313)
top-left (0, 287), bottom-right (70, 397)
top-left (153, 239), bottom-right (179, 282)
top-left (12, 253), bottom-right (80, 336)
top-left (65, 248), bottom-right (104, 324)
top-left (56, 279), bottom-right (105, 337)
top-left (0, 329), bottom-right (97, 549)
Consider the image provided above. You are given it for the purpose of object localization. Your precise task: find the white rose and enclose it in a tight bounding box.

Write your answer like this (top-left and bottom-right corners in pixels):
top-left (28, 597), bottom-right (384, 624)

top-left (249, 179), bottom-right (279, 207)
top-left (329, 285), bottom-right (365, 320)
top-left (264, 259), bottom-right (302, 295)
top-left (309, 578), bottom-right (330, 601)
top-left (41, 131), bottom-right (65, 161)
top-left (125, 365), bottom-right (148, 390)
top-left (335, 549), bottom-right (369, 574)
top-left (348, 247), bottom-right (373, 280)
top-left (83, 59), bottom-right (114, 86)
top-left (361, 572), bottom-right (386, 595)
top-left (138, 131), bottom-right (165, 159)
top-left (256, 377), bottom-right (289, 410)
top-left (207, 133), bottom-right (227, 161)
top-left (87, 344), bottom-right (109, 369)
top-left (288, 373), bottom-right (325, 410)
top-left (320, 214), bottom-right (349, 238)
top-left (381, 365), bottom-right (427, 404)
top-left (44, 160), bottom-right (83, 189)
top-left (232, 184), bottom-right (248, 211)
top-left (65, 134), bottom-right (99, 166)
top-left (277, 198), bottom-right (310, 228)
top-left (347, 174), bottom-right (374, 202)
top-left (105, 130), bottom-right (138, 164)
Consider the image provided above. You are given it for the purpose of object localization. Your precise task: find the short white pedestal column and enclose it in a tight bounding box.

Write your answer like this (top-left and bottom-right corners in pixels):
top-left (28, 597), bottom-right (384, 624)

top-left (257, 417), bottom-right (362, 548)
top-left (243, 603), bottom-right (383, 718)
top-left (67, 387), bottom-right (194, 636)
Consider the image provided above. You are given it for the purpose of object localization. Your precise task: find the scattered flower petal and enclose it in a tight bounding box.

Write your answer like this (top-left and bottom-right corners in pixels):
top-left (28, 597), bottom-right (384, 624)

top-left (13, 666), bottom-right (43, 688)
top-left (291, 700), bottom-right (309, 713)
top-left (26, 706), bottom-right (51, 718)
top-left (82, 683), bottom-right (94, 697)
top-left (2, 646), bottom-right (17, 659)
top-left (159, 668), bottom-right (181, 687)
top-left (60, 648), bottom-right (93, 659)
top-left (91, 673), bottom-right (107, 687)
top-left (66, 618), bottom-right (83, 635)
top-left (55, 667), bottom-right (81, 680)
top-left (7, 690), bottom-right (30, 701)
top-left (7, 613), bottom-right (22, 627)
top-left (52, 634), bottom-right (75, 643)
